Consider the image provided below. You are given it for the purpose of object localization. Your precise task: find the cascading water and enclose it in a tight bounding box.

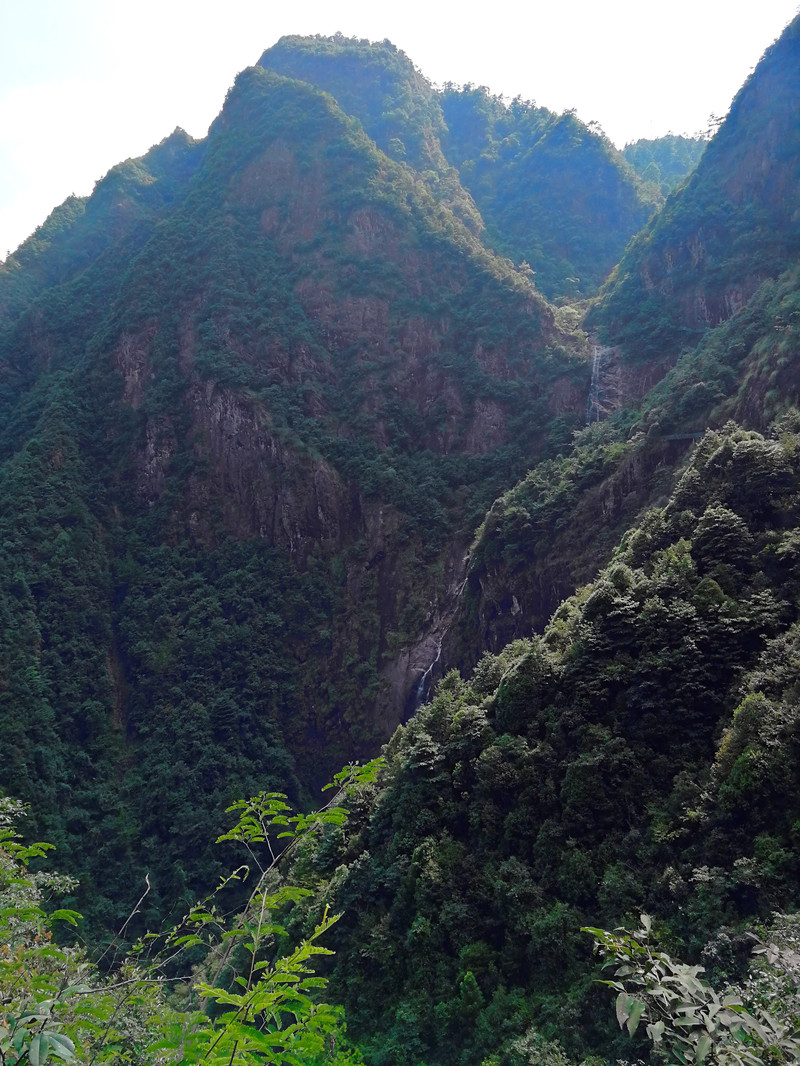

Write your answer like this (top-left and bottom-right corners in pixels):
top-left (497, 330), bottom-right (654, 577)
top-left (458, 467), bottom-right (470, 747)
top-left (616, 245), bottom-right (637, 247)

top-left (415, 633), bottom-right (444, 706)
top-left (586, 343), bottom-right (610, 423)
top-left (413, 576), bottom-right (469, 709)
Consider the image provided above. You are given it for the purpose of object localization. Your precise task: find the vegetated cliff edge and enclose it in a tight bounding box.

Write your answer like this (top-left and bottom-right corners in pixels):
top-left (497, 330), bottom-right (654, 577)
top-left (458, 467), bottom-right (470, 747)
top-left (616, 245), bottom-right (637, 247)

top-left (588, 12), bottom-right (800, 360)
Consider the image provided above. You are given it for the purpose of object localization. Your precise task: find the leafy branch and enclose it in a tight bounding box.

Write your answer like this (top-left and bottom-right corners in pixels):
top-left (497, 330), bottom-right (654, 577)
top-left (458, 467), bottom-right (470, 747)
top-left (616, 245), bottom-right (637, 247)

top-left (0, 758), bottom-right (383, 1064)
top-left (584, 915), bottom-right (800, 1065)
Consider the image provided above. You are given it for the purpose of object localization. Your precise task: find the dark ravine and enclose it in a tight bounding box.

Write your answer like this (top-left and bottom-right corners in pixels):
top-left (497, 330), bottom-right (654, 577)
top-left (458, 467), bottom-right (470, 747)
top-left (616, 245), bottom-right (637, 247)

top-left (381, 546), bottom-right (471, 724)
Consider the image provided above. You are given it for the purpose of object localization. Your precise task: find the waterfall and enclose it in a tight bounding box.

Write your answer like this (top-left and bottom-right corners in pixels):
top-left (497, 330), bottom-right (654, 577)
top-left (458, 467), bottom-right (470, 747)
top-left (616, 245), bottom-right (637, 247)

top-left (413, 575), bottom-right (469, 709)
top-left (586, 344), bottom-right (610, 423)
top-left (415, 632), bottom-right (444, 706)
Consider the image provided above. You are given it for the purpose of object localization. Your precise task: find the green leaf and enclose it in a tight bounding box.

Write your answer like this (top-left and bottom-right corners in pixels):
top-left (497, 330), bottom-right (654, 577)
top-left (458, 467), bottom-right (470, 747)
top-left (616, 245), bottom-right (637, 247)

top-left (45, 1032), bottom-right (75, 1062)
top-left (29, 1032), bottom-right (50, 1066)
top-left (616, 991), bottom-right (630, 1027)
top-left (696, 1031), bottom-right (712, 1063)
top-left (626, 998), bottom-right (645, 1037)
top-left (647, 1018), bottom-right (665, 1043)
top-left (48, 909), bottom-right (80, 927)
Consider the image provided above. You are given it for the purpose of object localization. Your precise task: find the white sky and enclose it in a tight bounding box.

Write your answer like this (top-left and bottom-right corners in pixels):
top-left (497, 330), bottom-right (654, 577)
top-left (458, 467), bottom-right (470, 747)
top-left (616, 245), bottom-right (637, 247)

top-left (1, 0), bottom-right (798, 258)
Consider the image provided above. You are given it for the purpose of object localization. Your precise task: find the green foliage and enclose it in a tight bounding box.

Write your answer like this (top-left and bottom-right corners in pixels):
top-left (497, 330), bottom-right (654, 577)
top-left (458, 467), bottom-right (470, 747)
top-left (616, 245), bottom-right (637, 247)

top-left (0, 763), bottom-right (382, 1064)
top-left (617, 264), bottom-right (800, 437)
top-left (272, 419), bottom-right (800, 1065)
top-left (440, 86), bottom-right (658, 299)
top-left (471, 423), bottom-right (631, 573)
top-left (0, 129), bottom-right (203, 327)
top-left (3, 26), bottom-right (800, 1066)
top-left (0, 33), bottom-right (588, 933)
top-left (257, 36), bottom-right (450, 185)
top-left (586, 915), bottom-right (800, 1065)
top-left (591, 14), bottom-right (800, 360)
top-left (623, 134), bottom-right (707, 196)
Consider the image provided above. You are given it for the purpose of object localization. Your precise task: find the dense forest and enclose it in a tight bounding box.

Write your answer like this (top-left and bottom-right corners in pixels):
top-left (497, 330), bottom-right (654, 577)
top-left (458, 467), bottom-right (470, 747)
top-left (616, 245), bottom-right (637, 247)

top-left (1, 14), bottom-right (800, 1066)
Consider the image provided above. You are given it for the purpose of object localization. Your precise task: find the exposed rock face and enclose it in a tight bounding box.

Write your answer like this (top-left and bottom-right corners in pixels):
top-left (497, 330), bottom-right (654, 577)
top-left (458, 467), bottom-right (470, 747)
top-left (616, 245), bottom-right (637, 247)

top-left (115, 310), bottom-right (582, 739)
top-left (115, 331), bottom-right (155, 410)
top-left (591, 344), bottom-right (675, 415)
top-left (636, 233), bottom-right (767, 333)
top-left (377, 536), bottom-right (470, 729)
top-left (186, 383), bottom-right (357, 557)
top-left (136, 418), bottom-right (176, 504)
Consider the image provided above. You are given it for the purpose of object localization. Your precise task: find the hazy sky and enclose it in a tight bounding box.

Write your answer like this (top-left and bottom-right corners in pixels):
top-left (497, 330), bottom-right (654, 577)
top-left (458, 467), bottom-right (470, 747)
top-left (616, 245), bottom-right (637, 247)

top-left (1, 0), bottom-right (798, 257)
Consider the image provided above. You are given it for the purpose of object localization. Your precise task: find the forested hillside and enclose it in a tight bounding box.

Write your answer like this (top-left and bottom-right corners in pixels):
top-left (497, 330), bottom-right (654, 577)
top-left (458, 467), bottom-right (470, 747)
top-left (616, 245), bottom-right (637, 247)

top-left (440, 12), bottom-right (800, 683)
top-left (1, 16), bottom-right (800, 1066)
top-left (623, 134), bottom-right (706, 196)
top-left (0, 40), bottom-right (592, 929)
top-left (258, 35), bottom-right (662, 301)
top-left (589, 13), bottom-right (800, 359)
top-left (440, 86), bottom-right (660, 300)
top-left (290, 418), bottom-right (800, 1065)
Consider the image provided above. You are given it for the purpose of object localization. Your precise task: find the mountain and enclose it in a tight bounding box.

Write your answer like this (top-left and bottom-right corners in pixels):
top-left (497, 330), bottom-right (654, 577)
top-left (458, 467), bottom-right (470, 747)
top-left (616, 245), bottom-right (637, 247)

top-left (255, 37), bottom-right (662, 300)
top-left (440, 85), bottom-right (660, 300)
top-left (0, 128), bottom-right (204, 327)
top-left (295, 24), bottom-right (800, 1059)
top-left (446, 13), bottom-right (800, 679)
top-left (255, 34), bottom-right (485, 236)
top-left (623, 133), bottom-right (706, 196)
top-left (0, 48), bottom-right (588, 927)
top-left (257, 35), bottom-right (447, 172)
top-left (2, 20), bottom-right (800, 1066)
top-left (589, 14), bottom-right (800, 360)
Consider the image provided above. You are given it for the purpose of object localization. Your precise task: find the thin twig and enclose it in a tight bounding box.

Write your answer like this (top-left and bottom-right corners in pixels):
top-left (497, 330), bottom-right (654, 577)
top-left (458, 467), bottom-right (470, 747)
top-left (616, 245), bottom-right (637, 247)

top-left (95, 873), bottom-right (151, 970)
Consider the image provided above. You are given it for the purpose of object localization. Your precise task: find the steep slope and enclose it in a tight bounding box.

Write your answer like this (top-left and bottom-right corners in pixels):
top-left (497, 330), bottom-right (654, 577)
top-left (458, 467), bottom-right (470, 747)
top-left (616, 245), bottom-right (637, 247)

top-left (589, 14), bottom-right (800, 359)
top-left (0, 60), bottom-right (587, 928)
top-left (440, 86), bottom-right (660, 300)
top-left (0, 129), bottom-right (204, 327)
top-left (0, 129), bottom-right (205, 453)
top-left (256, 35), bottom-right (445, 174)
top-left (438, 13), bottom-right (800, 675)
top-left (290, 419), bottom-right (800, 1066)
top-left (2, 23), bottom-right (800, 1066)
top-left (254, 39), bottom-right (661, 302)
top-left (437, 260), bottom-right (800, 693)
top-left (256, 35), bottom-right (483, 233)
